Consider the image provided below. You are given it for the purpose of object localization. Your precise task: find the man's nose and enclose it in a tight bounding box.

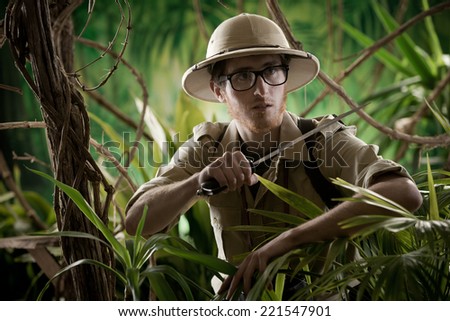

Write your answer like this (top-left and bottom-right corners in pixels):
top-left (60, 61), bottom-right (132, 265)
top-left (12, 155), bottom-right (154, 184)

top-left (253, 75), bottom-right (268, 96)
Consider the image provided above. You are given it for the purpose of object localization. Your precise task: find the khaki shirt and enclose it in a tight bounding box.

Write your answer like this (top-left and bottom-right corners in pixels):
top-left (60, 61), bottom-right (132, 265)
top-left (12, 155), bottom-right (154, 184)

top-left (127, 111), bottom-right (411, 265)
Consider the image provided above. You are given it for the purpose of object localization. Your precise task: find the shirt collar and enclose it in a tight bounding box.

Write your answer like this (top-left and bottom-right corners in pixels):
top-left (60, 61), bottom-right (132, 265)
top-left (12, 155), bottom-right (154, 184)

top-left (277, 111), bottom-right (308, 161)
top-left (214, 111), bottom-right (309, 161)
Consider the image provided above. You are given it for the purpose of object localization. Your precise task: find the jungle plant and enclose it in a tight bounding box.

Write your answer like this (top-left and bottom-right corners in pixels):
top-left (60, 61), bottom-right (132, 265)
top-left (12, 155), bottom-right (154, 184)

top-left (339, 0), bottom-right (450, 169)
top-left (32, 169), bottom-right (235, 301)
top-left (232, 156), bottom-right (450, 300)
top-left (2, 0), bottom-right (449, 301)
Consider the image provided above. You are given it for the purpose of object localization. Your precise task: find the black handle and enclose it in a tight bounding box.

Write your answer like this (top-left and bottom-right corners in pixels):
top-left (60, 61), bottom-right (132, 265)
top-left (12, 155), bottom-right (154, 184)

top-left (196, 160), bottom-right (255, 196)
top-left (197, 179), bottom-right (227, 196)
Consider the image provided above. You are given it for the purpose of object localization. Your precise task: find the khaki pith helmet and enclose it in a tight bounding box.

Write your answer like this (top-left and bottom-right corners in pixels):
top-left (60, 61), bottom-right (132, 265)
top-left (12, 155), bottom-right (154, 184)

top-left (182, 13), bottom-right (320, 102)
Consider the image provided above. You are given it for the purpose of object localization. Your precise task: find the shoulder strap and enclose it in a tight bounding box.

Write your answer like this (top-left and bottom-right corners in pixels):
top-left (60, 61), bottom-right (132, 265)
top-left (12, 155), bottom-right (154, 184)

top-left (298, 117), bottom-right (341, 209)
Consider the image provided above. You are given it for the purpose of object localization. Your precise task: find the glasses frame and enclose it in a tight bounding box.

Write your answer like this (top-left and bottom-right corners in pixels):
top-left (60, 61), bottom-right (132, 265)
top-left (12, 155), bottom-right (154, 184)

top-left (219, 64), bottom-right (289, 92)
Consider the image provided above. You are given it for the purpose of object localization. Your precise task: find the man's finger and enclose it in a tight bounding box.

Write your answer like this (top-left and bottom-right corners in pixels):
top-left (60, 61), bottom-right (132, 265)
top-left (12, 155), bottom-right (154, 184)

top-left (218, 275), bottom-right (232, 295)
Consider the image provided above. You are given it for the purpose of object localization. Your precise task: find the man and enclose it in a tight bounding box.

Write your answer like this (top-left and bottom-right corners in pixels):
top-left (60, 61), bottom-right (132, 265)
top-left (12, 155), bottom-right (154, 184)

top-left (125, 13), bottom-right (422, 299)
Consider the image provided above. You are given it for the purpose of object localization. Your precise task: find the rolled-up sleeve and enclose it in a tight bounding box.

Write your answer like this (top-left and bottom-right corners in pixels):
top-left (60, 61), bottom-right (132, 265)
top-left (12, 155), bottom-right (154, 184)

top-left (125, 121), bottom-right (226, 214)
top-left (316, 123), bottom-right (413, 190)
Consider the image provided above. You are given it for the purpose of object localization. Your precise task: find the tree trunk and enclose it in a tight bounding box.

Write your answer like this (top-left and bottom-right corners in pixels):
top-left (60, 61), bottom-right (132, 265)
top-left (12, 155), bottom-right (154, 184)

top-left (5, 0), bottom-right (115, 300)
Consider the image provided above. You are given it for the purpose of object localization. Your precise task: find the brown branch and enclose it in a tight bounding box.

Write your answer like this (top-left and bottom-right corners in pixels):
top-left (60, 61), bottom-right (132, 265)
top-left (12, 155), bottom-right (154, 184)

top-left (76, 37), bottom-right (149, 180)
top-left (0, 119), bottom-right (139, 194)
top-left (0, 83), bottom-right (23, 95)
top-left (0, 123), bottom-right (118, 225)
top-left (318, 71), bottom-right (450, 147)
top-left (266, 0), bottom-right (450, 148)
top-left (52, 0), bottom-right (83, 38)
top-left (266, 0), bottom-right (303, 50)
top-left (70, 0), bottom-right (132, 91)
top-left (76, 0), bottom-right (95, 39)
top-left (0, 150), bottom-right (47, 230)
top-left (12, 152), bottom-right (51, 169)
top-left (192, 0), bottom-right (209, 42)
top-left (409, 69), bottom-right (450, 131)
top-left (85, 90), bottom-right (154, 142)
top-left (0, 18), bottom-right (6, 48)
top-left (89, 137), bottom-right (137, 192)
top-left (306, 0), bottom-right (450, 112)
top-left (5, 0), bottom-right (117, 299)
top-left (0, 121), bottom-right (46, 130)
top-left (395, 68), bottom-right (450, 160)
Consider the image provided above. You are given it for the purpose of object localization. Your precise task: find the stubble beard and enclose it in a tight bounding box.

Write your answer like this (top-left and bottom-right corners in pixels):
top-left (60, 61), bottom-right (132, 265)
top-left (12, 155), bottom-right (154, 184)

top-left (230, 102), bottom-right (286, 135)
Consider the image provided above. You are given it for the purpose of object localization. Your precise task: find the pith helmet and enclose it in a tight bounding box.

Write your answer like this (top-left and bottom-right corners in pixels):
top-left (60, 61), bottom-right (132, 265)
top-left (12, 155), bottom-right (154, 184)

top-left (182, 13), bottom-right (320, 102)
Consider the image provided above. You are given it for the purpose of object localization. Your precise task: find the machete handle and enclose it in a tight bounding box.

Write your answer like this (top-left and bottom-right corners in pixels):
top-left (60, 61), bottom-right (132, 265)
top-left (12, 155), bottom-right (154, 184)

top-left (196, 160), bottom-right (255, 196)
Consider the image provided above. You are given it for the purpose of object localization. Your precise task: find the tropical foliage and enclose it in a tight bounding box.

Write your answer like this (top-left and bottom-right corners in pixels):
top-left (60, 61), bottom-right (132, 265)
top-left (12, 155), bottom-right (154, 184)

top-left (242, 161), bottom-right (450, 300)
top-left (29, 155), bottom-right (450, 300)
top-left (0, 0), bottom-right (449, 300)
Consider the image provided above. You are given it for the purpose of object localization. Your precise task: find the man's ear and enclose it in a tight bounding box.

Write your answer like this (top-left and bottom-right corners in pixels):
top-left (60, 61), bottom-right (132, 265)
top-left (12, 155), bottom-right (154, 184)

top-left (210, 81), bottom-right (225, 103)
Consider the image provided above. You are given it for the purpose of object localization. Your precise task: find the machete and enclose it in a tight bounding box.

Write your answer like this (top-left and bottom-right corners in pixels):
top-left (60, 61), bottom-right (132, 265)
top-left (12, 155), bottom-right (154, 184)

top-left (197, 103), bottom-right (368, 196)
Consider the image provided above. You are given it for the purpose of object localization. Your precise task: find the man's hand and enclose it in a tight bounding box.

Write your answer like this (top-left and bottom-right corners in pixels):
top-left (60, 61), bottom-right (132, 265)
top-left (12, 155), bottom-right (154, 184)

top-left (218, 248), bottom-right (269, 300)
top-left (218, 232), bottom-right (293, 300)
top-left (198, 150), bottom-right (258, 192)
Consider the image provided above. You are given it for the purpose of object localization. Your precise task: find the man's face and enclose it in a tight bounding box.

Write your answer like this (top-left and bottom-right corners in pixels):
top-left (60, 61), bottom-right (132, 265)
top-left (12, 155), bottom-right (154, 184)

top-left (212, 54), bottom-right (288, 134)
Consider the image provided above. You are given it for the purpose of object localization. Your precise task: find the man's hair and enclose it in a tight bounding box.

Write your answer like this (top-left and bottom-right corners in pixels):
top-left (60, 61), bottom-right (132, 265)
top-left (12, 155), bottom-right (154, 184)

top-left (209, 54), bottom-right (291, 86)
top-left (209, 60), bottom-right (227, 85)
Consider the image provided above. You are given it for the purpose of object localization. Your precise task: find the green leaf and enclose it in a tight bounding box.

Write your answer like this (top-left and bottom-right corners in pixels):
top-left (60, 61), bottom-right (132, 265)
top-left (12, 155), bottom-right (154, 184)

top-left (340, 20), bottom-right (413, 77)
top-left (134, 97), bottom-right (171, 163)
top-left (426, 154), bottom-right (439, 220)
top-left (421, 0), bottom-right (444, 66)
top-left (246, 249), bottom-right (302, 300)
top-left (340, 215), bottom-right (417, 238)
top-left (247, 209), bottom-right (306, 226)
top-left (126, 267), bottom-right (141, 300)
top-left (162, 244), bottom-right (237, 275)
top-left (33, 230), bottom-right (111, 248)
top-left (331, 178), bottom-right (415, 218)
top-left (257, 175), bottom-right (323, 218)
top-left (144, 271), bottom-right (178, 300)
top-left (426, 100), bottom-right (450, 134)
top-left (360, 76), bottom-right (421, 104)
top-left (274, 270), bottom-right (286, 300)
top-left (226, 225), bottom-right (287, 234)
top-left (38, 258), bottom-right (126, 301)
top-left (89, 112), bottom-right (125, 146)
top-left (28, 168), bottom-right (132, 267)
top-left (174, 93), bottom-right (207, 143)
top-left (371, 0), bottom-right (436, 86)
top-left (142, 265), bottom-right (194, 300)
top-left (132, 205), bottom-right (149, 267)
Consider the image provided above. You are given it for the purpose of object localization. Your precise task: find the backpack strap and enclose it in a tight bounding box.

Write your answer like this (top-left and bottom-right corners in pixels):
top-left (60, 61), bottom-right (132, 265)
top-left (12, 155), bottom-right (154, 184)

top-left (298, 117), bottom-right (341, 209)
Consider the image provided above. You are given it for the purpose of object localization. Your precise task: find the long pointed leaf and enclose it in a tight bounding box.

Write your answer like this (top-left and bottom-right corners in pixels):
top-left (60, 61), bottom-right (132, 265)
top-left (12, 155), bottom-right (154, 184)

top-left (426, 100), bottom-right (450, 134)
top-left (257, 175), bottom-right (323, 218)
top-left (426, 154), bottom-right (439, 220)
top-left (340, 20), bottom-right (413, 77)
top-left (331, 178), bottom-right (415, 218)
top-left (29, 168), bottom-right (131, 267)
top-left (372, 0), bottom-right (436, 85)
top-left (421, 0), bottom-right (444, 66)
top-left (38, 258), bottom-right (126, 300)
top-left (162, 244), bottom-right (237, 275)
top-left (144, 271), bottom-right (178, 300)
top-left (143, 265), bottom-right (194, 300)
top-left (247, 209), bottom-right (306, 226)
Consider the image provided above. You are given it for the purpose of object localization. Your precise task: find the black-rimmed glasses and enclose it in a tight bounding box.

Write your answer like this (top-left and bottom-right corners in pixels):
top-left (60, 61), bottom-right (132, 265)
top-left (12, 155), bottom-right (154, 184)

top-left (219, 65), bottom-right (289, 91)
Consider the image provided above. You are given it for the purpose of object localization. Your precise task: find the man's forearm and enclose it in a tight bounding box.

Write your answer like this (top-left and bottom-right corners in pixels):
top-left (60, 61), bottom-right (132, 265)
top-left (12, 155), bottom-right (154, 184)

top-left (125, 173), bottom-right (200, 236)
top-left (271, 175), bottom-right (422, 254)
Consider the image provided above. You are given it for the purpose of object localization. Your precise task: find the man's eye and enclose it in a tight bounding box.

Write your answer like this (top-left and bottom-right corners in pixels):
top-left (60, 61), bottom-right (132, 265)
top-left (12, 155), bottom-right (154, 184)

top-left (264, 67), bottom-right (277, 75)
top-left (234, 71), bottom-right (253, 81)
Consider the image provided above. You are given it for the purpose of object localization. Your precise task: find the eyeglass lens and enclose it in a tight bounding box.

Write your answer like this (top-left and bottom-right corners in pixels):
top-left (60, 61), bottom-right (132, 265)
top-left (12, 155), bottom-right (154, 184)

top-left (229, 65), bottom-right (288, 91)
